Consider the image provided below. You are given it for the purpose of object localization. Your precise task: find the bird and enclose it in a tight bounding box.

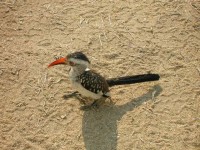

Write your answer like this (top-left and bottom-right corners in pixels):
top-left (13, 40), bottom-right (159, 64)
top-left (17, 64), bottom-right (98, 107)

top-left (48, 51), bottom-right (160, 110)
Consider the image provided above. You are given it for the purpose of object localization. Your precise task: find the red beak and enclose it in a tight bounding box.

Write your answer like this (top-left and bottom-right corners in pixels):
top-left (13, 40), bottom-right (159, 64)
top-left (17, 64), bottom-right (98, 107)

top-left (48, 57), bottom-right (66, 68)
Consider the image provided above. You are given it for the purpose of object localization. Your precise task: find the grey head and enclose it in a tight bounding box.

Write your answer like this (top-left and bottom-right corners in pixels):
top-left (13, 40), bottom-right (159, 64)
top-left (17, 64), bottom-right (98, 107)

top-left (66, 51), bottom-right (91, 67)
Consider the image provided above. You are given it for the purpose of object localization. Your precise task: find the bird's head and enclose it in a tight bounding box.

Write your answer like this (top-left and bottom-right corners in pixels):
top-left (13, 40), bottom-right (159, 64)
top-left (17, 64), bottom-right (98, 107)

top-left (48, 52), bottom-right (90, 68)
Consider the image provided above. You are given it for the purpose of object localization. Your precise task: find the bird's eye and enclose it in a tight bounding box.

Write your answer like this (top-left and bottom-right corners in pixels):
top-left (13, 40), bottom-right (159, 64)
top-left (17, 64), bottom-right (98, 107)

top-left (69, 61), bottom-right (75, 66)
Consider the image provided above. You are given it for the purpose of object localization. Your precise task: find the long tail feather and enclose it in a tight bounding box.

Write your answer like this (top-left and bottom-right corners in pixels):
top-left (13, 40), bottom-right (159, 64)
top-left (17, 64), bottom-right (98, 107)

top-left (106, 74), bottom-right (160, 87)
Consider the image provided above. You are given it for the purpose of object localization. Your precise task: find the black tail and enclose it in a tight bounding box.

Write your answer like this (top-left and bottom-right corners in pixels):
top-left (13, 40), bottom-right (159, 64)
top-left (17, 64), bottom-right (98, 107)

top-left (106, 74), bottom-right (160, 87)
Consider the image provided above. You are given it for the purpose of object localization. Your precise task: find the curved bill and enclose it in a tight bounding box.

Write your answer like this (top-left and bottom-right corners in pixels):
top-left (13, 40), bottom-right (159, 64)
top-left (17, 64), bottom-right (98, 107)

top-left (48, 57), bottom-right (66, 68)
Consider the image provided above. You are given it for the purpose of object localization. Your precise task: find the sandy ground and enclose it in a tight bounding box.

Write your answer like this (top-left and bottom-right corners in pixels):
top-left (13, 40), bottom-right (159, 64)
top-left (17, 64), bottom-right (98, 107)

top-left (0, 0), bottom-right (200, 150)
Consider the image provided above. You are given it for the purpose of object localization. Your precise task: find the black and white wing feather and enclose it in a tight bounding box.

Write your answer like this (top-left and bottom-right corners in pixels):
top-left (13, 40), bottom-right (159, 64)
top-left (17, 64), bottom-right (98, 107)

top-left (78, 70), bottom-right (109, 96)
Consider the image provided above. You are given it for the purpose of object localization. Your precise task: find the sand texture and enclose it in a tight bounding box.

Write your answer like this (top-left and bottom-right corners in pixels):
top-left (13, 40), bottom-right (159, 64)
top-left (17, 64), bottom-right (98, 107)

top-left (0, 0), bottom-right (200, 150)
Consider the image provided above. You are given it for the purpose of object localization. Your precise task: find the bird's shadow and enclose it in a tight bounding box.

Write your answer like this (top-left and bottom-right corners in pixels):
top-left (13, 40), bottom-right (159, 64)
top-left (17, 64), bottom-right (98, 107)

top-left (64, 85), bottom-right (162, 150)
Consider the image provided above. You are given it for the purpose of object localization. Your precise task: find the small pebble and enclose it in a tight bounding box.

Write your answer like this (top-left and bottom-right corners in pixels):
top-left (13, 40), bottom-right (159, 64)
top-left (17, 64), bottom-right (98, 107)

top-left (60, 115), bottom-right (66, 119)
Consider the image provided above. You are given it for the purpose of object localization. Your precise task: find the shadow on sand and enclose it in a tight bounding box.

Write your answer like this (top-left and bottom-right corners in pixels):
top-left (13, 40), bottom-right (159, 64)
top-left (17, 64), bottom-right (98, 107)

top-left (64, 85), bottom-right (162, 150)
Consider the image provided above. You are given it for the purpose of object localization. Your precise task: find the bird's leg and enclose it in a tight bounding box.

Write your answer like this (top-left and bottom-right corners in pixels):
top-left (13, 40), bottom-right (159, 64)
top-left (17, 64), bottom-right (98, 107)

top-left (63, 91), bottom-right (86, 104)
top-left (92, 98), bottom-right (106, 108)
top-left (80, 98), bottom-right (106, 111)
top-left (80, 105), bottom-right (92, 111)
top-left (76, 94), bottom-right (87, 105)
top-left (63, 91), bottom-right (79, 100)
top-left (105, 97), bottom-right (115, 105)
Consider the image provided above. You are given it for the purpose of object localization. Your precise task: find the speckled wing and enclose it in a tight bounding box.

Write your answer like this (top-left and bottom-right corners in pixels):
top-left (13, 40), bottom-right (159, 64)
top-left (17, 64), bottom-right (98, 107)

top-left (78, 70), bottom-right (109, 96)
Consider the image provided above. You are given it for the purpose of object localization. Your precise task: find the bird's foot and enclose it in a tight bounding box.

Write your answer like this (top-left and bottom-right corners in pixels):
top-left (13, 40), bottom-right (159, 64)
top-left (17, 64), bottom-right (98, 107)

top-left (63, 92), bottom-right (87, 105)
top-left (79, 99), bottom-right (104, 111)
top-left (80, 105), bottom-right (92, 111)
top-left (77, 96), bottom-right (87, 105)
top-left (63, 91), bottom-right (79, 100)
top-left (80, 100), bottom-right (100, 111)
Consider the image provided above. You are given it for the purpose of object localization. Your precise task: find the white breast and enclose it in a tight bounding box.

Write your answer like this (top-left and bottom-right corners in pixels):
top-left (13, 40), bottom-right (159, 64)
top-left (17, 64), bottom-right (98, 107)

top-left (69, 68), bottom-right (102, 99)
top-left (71, 81), bottom-right (102, 99)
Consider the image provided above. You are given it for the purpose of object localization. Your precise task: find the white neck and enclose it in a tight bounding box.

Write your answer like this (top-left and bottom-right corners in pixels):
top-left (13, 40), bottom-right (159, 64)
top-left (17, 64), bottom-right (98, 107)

top-left (69, 64), bottom-right (89, 80)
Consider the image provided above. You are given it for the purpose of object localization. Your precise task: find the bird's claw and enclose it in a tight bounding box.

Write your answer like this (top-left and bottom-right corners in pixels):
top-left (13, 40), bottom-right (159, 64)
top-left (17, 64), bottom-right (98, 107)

top-left (80, 105), bottom-right (92, 111)
top-left (63, 91), bottom-right (79, 100)
top-left (80, 100), bottom-right (100, 111)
